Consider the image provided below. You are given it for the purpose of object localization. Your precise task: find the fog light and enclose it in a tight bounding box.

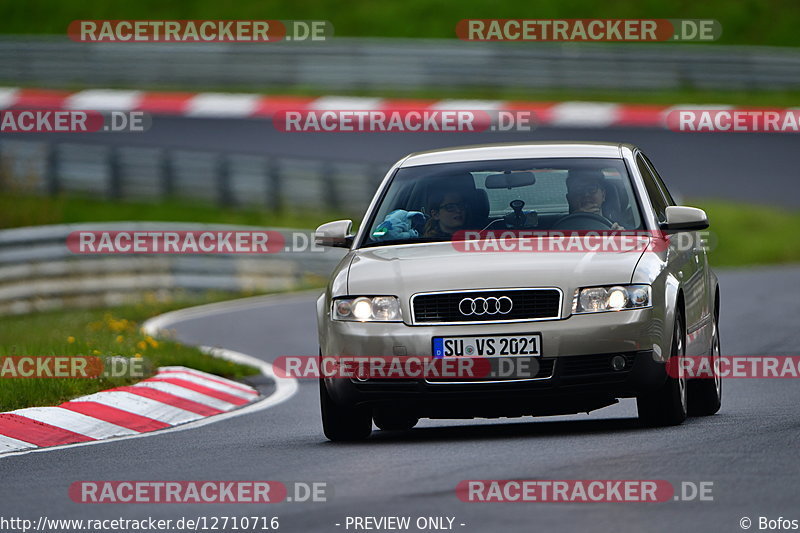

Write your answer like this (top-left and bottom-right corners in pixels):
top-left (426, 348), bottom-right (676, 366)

top-left (611, 355), bottom-right (626, 371)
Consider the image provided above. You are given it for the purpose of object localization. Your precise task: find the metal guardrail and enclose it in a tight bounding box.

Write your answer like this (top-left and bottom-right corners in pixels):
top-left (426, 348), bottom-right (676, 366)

top-left (1, 36), bottom-right (800, 91)
top-left (0, 139), bottom-right (384, 215)
top-left (0, 222), bottom-right (346, 315)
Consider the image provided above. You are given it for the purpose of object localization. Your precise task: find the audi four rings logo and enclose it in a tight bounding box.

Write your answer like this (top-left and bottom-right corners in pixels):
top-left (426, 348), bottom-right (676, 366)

top-left (458, 296), bottom-right (513, 316)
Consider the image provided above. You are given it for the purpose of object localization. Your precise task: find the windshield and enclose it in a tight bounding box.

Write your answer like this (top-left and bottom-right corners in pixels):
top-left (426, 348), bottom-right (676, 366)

top-left (360, 157), bottom-right (643, 248)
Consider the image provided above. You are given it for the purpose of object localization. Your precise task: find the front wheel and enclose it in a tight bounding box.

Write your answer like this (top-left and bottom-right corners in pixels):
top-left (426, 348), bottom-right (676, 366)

top-left (637, 311), bottom-right (688, 427)
top-left (319, 378), bottom-right (372, 441)
top-left (688, 307), bottom-right (722, 416)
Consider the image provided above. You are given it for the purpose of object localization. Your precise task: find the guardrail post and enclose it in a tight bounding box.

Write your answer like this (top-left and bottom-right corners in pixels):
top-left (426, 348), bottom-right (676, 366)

top-left (161, 149), bottom-right (175, 199)
top-left (368, 163), bottom-right (384, 188)
top-left (322, 163), bottom-right (340, 211)
top-left (0, 144), bottom-right (6, 192)
top-left (107, 147), bottom-right (122, 199)
top-left (45, 143), bottom-right (60, 196)
top-left (216, 154), bottom-right (233, 207)
top-left (267, 157), bottom-right (283, 211)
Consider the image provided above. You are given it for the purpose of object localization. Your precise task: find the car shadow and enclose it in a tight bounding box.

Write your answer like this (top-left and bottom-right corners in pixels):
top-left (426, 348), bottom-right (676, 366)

top-left (337, 415), bottom-right (701, 445)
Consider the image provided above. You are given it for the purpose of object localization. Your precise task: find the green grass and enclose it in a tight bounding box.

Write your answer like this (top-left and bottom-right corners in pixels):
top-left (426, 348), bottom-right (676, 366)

top-left (0, 192), bottom-right (354, 230)
top-left (19, 82), bottom-right (800, 109)
top-left (258, 86), bottom-right (800, 109)
top-left (1, 0), bottom-right (800, 47)
top-left (697, 200), bottom-right (800, 267)
top-left (0, 191), bottom-right (798, 268)
top-left (0, 297), bottom-right (264, 411)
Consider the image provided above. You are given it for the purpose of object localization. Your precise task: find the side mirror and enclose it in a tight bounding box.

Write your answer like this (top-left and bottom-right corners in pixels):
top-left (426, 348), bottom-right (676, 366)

top-left (661, 206), bottom-right (709, 232)
top-left (315, 220), bottom-right (354, 248)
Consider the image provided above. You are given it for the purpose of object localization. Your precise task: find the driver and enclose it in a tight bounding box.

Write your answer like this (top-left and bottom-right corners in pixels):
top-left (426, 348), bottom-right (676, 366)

top-left (423, 190), bottom-right (468, 239)
top-left (565, 169), bottom-right (625, 230)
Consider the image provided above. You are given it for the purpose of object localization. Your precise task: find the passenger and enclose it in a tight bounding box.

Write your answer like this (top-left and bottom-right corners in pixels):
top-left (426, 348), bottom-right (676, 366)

top-left (423, 190), bottom-right (468, 239)
top-left (565, 170), bottom-right (625, 230)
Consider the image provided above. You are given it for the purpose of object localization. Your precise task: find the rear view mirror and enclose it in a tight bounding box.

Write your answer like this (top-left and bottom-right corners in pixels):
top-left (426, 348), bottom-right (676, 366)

top-left (661, 206), bottom-right (709, 232)
top-left (485, 171), bottom-right (536, 189)
top-left (315, 220), bottom-right (354, 248)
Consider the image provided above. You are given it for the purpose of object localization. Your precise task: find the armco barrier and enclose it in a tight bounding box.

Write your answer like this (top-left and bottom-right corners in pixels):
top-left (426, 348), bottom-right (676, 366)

top-left (1, 36), bottom-right (800, 91)
top-left (0, 139), bottom-right (384, 215)
top-left (0, 222), bottom-right (347, 315)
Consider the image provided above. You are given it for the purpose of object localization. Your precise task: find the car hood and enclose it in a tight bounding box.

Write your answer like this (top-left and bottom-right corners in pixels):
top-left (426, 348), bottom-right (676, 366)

top-left (347, 240), bottom-right (648, 302)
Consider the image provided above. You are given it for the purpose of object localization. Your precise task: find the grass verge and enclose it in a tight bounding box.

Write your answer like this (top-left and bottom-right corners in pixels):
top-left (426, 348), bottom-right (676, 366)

top-left (1, 0), bottom-right (799, 47)
top-left (698, 200), bottom-right (800, 267)
top-left (6, 82), bottom-right (800, 109)
top-left (1, 192), bottom-right (798, 267)
top-left (0, 295), bottom-right (267, 411)
top-left (0, 192), bottom-right (354, 231)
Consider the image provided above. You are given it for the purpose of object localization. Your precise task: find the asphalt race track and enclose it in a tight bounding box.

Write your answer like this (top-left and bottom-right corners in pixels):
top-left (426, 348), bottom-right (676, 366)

top-left (2, 117), bottom-right (799, 209)
top-left (1, 265), bottom-right (799, 532)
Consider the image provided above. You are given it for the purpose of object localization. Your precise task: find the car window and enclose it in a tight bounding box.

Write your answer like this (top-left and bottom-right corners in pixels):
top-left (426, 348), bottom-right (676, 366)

top-left (636, 154), bottom-right (668, 223)
top-left (361, 157), bottom-right (644, 247)
top-left (642, 154), bottom-right (676, 206)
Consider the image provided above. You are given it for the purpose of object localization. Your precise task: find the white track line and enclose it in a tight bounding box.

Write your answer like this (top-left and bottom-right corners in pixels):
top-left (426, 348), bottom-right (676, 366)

top-left (1, 294), bottom-right (300, 459)
top-left (133, 381), bottom-right (239, 411)
top-left (0, 87), bottom-right (20, 108)
top-left (187, 93), bottom-right (261, 117)
top-left (65, 89), bottom-right (142, 111)
top-left (158, 366), bottom-right (258, 394)
top-left (0, 434), bottom-right (37, 453)
top-left (11, 407), bottom-right (137, 439)
top-left (144, 372), bottom-right (256, 400)
top-left (69, 391), bottom-right (205, 425)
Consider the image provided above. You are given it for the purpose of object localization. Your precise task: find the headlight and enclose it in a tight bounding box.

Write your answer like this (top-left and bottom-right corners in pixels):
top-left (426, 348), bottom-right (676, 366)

top-left (332, 296), bottom-right (402, 322)
top-left (572, 285), bottom-right (651, 314)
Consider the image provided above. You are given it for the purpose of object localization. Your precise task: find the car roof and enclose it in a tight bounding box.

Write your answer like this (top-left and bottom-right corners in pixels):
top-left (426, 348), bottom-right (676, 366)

top-left (400, 142), bottom-right (633, 167)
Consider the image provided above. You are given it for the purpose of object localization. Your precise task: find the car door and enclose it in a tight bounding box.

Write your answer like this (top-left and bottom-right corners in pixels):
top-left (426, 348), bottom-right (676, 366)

top-left (643, 154), bottom-right (712, 354)
top-left (635, 152), bottom-right (705, 356)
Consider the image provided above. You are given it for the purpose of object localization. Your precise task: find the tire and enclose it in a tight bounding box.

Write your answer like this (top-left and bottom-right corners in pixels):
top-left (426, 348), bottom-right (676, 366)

top-left (637, 311), bottom-right (688, 427)
top-left (319, 378), bottom-right (372, 441)
top-left (688, 306), bottom-right (722, 416)
top-left (373, 409), bottom-right (418, 431)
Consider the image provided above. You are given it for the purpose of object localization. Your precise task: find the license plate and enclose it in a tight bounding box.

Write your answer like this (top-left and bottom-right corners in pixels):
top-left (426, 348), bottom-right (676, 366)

top-left (433, 334), bottom-right (541, 358)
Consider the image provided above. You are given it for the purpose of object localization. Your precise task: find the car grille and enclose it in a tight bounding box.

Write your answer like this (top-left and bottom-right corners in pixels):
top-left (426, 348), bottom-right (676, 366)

top-left (412, 289), bottom-right (561, 324)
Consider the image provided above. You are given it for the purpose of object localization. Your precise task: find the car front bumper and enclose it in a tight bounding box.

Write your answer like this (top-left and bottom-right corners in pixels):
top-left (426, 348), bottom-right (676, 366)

top-left (320, 308), bottom-right (669, 417)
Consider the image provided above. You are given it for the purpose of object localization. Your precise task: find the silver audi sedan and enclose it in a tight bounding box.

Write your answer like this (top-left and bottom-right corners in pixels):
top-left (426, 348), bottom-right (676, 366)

top-left (315, 142), bottom-right (721, 441)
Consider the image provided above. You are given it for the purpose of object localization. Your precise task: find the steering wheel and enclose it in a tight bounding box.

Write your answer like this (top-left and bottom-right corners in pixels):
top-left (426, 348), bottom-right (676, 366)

top-left (552, 212), bottom-right (614, 230)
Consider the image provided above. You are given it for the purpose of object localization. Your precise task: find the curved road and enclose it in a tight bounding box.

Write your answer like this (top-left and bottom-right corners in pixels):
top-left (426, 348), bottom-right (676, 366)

top-left (2, 265), bottom-right (800, 532)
